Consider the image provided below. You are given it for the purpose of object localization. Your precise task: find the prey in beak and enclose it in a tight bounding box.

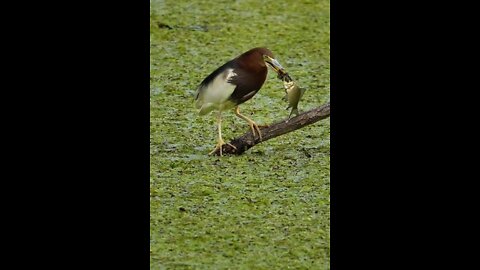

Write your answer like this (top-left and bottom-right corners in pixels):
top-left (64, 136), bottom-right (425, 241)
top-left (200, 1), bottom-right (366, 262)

top-left (263, 55), bottom-right (292, 82)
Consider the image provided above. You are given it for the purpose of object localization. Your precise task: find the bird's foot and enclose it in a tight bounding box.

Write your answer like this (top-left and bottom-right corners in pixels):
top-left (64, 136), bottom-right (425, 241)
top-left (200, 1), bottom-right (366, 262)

top-left (208, 138), bottom-right (237, 156)
top-left (248, 121), bottom-right (263, 141)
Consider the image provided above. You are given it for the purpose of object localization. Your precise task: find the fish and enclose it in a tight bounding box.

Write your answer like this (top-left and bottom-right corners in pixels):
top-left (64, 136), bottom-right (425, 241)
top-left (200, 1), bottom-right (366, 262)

top-left (277, 70), bottom-right (292, 82)
top-left (283, 79), bottom-right (305, 119)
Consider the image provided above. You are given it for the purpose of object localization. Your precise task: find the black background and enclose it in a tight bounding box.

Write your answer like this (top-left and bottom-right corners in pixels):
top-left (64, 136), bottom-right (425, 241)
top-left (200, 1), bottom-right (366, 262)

top-left (3, 0), bottom-right (477, 268)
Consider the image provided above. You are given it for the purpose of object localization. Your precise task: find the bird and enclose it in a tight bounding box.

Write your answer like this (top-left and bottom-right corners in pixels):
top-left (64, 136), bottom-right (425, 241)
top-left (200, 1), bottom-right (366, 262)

top-left (194, 47), bottom-right (288, 156)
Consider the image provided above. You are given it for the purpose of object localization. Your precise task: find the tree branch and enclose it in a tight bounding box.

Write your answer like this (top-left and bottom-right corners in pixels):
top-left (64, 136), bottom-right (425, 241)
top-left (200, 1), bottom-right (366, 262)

top-left (214, 102), bottom-right (330, 155)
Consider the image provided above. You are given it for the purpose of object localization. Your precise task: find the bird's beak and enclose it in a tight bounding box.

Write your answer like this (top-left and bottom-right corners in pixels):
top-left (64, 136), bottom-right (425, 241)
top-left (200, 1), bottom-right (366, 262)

top-left (264, 55), bottom-right (285, 73)
top-left (264, 55), bottom-right (292, 81)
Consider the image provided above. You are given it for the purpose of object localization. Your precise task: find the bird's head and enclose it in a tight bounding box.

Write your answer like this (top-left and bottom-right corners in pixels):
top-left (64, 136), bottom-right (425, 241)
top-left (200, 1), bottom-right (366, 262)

top-left (238, 47), bottom-right (290, 80)
top-left (259, 48), bottom-right (291, 81)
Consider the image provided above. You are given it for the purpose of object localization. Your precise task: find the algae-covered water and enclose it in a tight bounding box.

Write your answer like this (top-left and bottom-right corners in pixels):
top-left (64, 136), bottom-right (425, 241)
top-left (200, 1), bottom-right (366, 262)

top-left (150, 0), bottom-right (330, 268)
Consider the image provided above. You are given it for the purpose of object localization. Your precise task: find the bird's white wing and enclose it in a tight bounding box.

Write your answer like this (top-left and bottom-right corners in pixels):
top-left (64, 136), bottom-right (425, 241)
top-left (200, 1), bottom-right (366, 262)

top-left (195, 68), bottom-right (237, 115)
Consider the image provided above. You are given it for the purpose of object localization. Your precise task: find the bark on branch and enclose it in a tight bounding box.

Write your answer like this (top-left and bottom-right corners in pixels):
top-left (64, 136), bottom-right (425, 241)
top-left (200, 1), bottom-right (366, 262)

top-left (214, 102), bottom-right (330, 155)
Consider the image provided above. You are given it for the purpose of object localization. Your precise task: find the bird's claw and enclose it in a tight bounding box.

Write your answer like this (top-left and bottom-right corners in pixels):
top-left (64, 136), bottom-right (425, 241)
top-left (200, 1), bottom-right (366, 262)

top-left (249, 122), bottom-right (263, 141)
top-left (209, 139), bottom-right (237, 156)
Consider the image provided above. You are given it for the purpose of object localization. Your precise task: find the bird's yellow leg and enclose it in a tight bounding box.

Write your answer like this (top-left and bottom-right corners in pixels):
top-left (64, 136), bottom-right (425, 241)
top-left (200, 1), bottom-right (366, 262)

top-left (209, 111), bottom-right (236, 156)
top-left (234, 106), bottom-right (262, 141)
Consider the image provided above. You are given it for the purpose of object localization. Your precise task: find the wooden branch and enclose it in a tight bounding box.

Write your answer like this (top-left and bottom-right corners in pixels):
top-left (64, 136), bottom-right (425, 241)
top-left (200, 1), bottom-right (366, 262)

top-left (214, 102), bottom-right (330, 155)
